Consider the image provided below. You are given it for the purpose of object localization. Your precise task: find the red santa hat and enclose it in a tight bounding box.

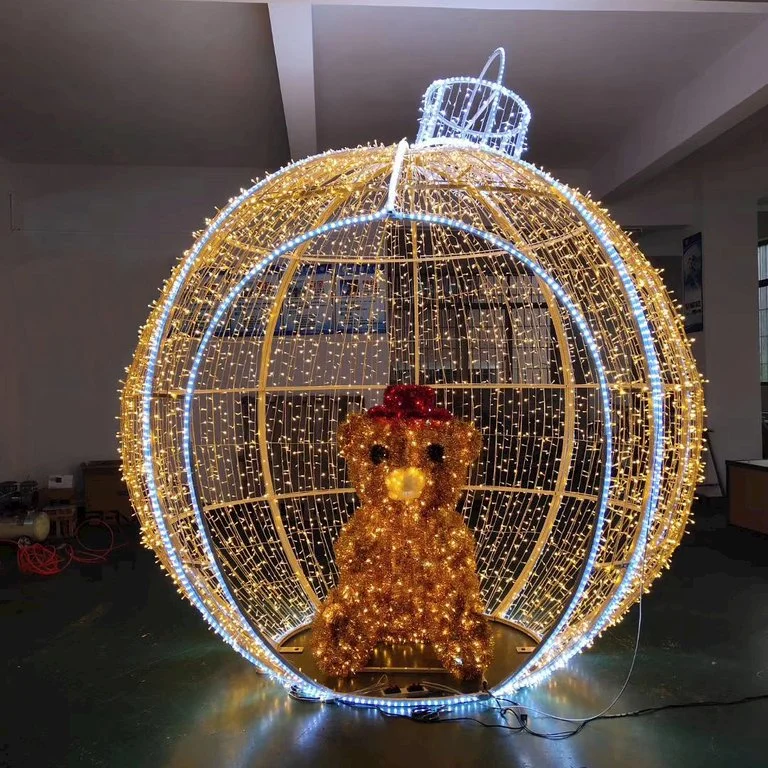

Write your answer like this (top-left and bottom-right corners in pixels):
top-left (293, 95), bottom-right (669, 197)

top-left (366, 384), bottom-right (452, 422)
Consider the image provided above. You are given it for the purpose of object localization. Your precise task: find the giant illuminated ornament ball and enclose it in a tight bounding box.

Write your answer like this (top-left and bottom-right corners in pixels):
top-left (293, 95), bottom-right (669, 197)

top-left (120, 49), bottom-right (704, 707)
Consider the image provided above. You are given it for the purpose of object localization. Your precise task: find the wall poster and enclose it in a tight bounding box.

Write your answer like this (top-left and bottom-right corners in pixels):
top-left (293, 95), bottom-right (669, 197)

top-left (682, 232), bottom-right (703, 333)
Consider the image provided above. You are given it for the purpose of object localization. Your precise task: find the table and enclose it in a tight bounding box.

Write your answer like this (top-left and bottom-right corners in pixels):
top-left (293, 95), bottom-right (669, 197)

top-left (726, 460), bottom-right (768, 535)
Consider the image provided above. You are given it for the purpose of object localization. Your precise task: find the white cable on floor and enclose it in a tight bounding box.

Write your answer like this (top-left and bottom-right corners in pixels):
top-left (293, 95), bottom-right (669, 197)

top-left (501, 542), bottom-right (647, 725)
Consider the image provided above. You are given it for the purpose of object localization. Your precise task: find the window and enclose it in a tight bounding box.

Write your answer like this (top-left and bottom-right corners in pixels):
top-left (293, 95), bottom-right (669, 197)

top-left (759, 241), bottom-right (768, 382)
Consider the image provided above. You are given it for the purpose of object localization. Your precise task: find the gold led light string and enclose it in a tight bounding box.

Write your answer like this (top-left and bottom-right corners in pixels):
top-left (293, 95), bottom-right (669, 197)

top-left (195, 155), bottom-right (398, 622)
top-left (120, 142), bottom-right (704, 694)
top-left (404, 149), bottom-right (611, 634)
top-left (440, 163), bottom-right (579, 618)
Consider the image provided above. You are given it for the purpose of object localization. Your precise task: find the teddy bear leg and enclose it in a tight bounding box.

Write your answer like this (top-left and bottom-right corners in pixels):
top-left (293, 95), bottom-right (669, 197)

top-left (430, 606), bottom-right (492, 681)
top-left (312, 591), bottom-right (379, 678)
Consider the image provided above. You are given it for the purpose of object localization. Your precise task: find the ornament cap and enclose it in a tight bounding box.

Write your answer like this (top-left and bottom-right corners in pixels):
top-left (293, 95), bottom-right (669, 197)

top-left (415, 47), bottom-right (531, 158)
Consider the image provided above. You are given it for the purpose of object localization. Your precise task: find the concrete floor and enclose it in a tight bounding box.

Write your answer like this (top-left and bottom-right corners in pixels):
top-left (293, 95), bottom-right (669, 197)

top-left (2, 500), bottom-right (767, 768)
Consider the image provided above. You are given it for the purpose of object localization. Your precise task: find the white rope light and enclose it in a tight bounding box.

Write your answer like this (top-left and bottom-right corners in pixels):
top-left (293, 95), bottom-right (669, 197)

top-left (120, 50), bottom-right (704, 708)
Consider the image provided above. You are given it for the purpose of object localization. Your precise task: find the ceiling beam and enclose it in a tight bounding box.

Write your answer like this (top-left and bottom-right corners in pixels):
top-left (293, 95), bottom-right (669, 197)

top-left (591, 16), bottom-right (768, 199)
top-left (197, 0), bottom-right (768, 13)
top-left (268, 0), bottom-right (317, 160)
top-left (301, 0), bottom-right (767, 11)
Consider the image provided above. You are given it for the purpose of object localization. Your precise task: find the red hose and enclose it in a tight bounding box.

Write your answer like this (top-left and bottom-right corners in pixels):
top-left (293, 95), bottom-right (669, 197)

top-left (0, 518), bottom-right (126, 576)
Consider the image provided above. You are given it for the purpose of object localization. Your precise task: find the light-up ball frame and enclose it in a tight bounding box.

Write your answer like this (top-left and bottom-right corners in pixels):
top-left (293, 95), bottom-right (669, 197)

top-left (120, 57), bottom-right (703, 708)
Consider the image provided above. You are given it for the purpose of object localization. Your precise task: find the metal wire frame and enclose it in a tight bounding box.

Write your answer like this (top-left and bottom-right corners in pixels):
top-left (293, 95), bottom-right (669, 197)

top-left (120, 142), bottom-right (703, 703)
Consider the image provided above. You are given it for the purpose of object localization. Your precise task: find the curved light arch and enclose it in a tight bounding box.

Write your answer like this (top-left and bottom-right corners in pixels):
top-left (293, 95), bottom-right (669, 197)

top-left (138, 148), bottom-right (388, 695)
top-left (180, 206), bottom-right (616, 701)
top-left (400, 141), bottom-right (668, 686)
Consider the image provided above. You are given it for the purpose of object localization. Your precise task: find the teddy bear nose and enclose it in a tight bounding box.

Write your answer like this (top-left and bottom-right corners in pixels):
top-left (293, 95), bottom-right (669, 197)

top-left (385, 467), bottom-right (426, 501)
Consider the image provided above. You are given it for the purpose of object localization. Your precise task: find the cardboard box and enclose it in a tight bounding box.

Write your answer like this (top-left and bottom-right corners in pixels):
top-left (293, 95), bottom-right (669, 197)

top-left (48, 474), bottom-right (74, 490)
top-left (727, 460), bottom-right (768, 535)
top-left (81, 460), bottom-right (132, 521)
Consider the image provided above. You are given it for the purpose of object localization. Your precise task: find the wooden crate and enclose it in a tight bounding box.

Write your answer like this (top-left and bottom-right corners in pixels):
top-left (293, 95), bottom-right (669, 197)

top-left (44, 505), bottom-right (78, 539)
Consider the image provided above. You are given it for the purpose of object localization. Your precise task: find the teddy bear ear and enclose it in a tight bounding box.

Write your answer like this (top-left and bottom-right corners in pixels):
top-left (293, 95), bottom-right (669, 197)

top-left (337, 412), bottom-right (364, 455)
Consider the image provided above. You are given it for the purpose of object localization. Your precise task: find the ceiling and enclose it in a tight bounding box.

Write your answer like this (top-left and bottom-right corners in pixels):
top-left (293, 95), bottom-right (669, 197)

top-left (0, 0), bottom-right (288, 166)
top-left (314, 6), bottom-right (756, 166)
top-left (0, 0), bottom-right (767, 191)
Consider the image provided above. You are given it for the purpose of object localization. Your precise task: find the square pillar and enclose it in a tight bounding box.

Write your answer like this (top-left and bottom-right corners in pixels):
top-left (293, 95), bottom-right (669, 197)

top-left (699, 204), bottom-right (762, 484)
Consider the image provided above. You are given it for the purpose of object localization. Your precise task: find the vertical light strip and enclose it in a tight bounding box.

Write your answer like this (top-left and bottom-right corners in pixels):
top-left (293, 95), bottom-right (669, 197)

top-left (404, 141), bottom-right (665, 693)
top-left (492, 160), bottom-right (666, 694)
top-left (181, 212), bottom-right (390, 702)
top-left (385, 139), bottom-right (409, 213)
top-left (139, 149), bottom-right (363, 695)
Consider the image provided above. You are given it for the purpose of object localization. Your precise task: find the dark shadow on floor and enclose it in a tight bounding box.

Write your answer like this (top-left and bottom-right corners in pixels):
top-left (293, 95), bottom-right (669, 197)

top-left (1, 500), bottom-right (767, 768)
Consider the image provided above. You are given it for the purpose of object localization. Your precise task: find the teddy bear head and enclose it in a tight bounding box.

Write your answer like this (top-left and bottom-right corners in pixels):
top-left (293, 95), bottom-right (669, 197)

top-left (338, 385), bottom-right (481, 511)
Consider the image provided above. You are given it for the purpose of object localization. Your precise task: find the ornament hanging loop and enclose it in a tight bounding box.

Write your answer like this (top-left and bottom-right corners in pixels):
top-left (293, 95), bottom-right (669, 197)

top-left (463, 47), bottom-right (507, 136)
top-left (477, 47), bottom-right (506, 86)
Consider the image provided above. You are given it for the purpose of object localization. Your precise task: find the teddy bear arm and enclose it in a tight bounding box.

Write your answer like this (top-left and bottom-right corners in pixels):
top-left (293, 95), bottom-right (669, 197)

top-left (333, 514), bottom-right (389, 577)
top-left (313, 589), bottom-right (381, 677)
top-left (429, 601), bottom-right (492, 679)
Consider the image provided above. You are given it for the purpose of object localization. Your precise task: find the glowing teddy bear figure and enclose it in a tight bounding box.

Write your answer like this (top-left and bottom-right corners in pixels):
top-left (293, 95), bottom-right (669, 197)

top-left (312, 385), bottom-right (492, 680)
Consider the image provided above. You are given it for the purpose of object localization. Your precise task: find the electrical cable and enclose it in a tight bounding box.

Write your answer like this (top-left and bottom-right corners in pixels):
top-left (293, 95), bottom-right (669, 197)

top-left (481, 540), bottom-right (651, 737)
top-left (494, 593), bottom-right (643, 728)
top-left (288, 675), bottom-right (391, 703)
top-left (499, 524), bottom-right (650, 728)
top-left (0, 518), bottom-right (126, 576)
top-left (485, 691), bottom-right (768, 739)
top-left (327, 687), bottom-right (768, 739)
top-left (419, 680), bottom-right (465, 696)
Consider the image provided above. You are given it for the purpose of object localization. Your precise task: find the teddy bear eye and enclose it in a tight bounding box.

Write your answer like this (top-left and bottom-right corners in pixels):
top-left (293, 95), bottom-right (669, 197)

top-left (370, 444), bottom-right (388, 465)
top-left (427, 443), bottom-right (445, 463)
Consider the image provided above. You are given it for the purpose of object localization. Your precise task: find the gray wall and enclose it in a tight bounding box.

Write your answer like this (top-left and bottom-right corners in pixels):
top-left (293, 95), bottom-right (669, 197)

top-left (636, 227), bottom-right (687, 299)
top-left (0, 164), bottom-right (263, 483)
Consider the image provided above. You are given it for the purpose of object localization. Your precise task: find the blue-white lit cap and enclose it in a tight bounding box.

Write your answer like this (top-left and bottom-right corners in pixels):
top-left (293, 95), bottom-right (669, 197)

top-left (415, 48), bottom-right (531, 159)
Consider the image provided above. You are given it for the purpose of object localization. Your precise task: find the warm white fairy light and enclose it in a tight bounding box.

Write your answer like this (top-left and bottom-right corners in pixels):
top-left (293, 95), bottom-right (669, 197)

top-left (119, 52), bottom-right (703, 709)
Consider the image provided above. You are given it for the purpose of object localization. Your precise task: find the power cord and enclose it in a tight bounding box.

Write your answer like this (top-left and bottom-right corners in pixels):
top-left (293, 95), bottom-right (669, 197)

top-left (0, 518), bottom-right (126, 576)
top-left (288, 675), bottom-right (391, 703)
top-left (326, 689), bottom-right (768, 739)
top-left (498, 577), bottom-right (644, 729)
top-left (496, 517), bottom-right (650, 731)
top-left (294, 540), bottom-right (768, 738)
top-left (288, 526), bottom-right (768, 738)
top-left (484, 691), bottom-right (768, 739)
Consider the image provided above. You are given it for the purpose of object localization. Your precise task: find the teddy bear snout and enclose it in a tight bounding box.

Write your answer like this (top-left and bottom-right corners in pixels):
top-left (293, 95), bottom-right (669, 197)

top-left (385, 467), bottom-right (426, 501)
